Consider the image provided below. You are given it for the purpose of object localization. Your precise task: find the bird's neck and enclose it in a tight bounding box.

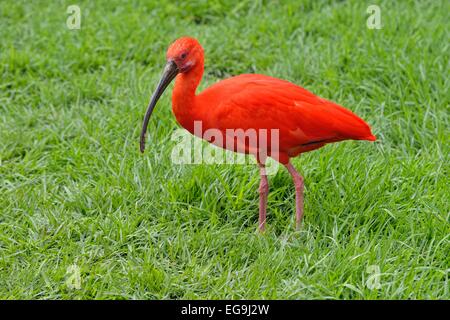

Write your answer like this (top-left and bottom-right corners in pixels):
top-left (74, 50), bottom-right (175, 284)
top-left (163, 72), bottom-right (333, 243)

top-left (172, 61), bottom-right (204, 134)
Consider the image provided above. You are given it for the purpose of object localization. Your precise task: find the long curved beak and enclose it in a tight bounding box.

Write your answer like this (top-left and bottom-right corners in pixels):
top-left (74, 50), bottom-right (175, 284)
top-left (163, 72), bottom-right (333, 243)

top-left (140, 60), bottom-right (179, 153)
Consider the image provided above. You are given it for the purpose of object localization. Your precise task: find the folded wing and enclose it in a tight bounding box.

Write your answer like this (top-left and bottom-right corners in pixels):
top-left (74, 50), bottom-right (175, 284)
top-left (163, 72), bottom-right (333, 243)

top-left (199, 74), bottom-right (375, 156)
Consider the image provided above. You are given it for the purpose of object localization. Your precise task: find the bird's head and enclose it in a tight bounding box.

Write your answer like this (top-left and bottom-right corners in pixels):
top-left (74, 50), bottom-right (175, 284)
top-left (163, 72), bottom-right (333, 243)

top-left (140, 36), bottom-right (203, 153)
top-left (166, 36), bottom-right (203, 73)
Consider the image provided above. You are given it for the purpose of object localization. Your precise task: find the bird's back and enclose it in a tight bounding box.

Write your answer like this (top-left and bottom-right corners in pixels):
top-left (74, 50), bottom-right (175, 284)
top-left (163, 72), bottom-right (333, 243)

top-left (196, 74), bottom-right (375, 159)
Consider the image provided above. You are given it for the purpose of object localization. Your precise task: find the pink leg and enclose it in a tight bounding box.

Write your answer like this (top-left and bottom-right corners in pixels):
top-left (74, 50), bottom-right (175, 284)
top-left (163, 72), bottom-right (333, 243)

top-left (285, 162), bottom-right (304, 230)
top-left (258, 164), bottom-right (269, 232)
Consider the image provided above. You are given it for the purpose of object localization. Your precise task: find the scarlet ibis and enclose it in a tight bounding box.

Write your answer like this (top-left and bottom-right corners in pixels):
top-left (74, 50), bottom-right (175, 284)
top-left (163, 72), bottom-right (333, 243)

top-left (140, 37), bottom-right (376, 232)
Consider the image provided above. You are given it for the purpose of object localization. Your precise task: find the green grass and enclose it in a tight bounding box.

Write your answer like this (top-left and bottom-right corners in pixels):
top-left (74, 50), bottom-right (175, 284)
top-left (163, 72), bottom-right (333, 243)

top-left (0, 0), bottom-right (449, 299)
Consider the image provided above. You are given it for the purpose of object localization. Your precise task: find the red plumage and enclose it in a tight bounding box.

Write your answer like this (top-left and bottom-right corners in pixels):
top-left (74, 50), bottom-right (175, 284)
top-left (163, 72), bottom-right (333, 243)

top-left (195, 74), bottom-right (375, 163)
top-left (140, 37), bottom-right (376, 231)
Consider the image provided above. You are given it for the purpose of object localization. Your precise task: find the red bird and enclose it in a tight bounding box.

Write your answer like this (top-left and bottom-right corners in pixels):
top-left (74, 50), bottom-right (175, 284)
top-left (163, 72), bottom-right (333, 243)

top-left (140, 37), bottom-right (376, 232)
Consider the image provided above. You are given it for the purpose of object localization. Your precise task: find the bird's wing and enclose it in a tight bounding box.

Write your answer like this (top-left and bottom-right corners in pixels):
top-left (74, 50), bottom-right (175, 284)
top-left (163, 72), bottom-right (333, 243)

top-left (201, 74), bottom-right (375, 151)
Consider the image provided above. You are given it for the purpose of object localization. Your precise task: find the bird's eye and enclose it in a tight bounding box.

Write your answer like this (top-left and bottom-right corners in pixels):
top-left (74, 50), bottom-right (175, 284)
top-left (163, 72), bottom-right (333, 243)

top-left (180, 52), bottom-right (187, 59)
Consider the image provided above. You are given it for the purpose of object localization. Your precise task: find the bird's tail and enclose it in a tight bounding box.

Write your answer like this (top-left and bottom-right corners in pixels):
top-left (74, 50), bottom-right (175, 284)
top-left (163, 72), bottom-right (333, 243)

top-left (326, 101), bottom-right (376, 142)
top-left (361, 134), bottom-right (377, 141)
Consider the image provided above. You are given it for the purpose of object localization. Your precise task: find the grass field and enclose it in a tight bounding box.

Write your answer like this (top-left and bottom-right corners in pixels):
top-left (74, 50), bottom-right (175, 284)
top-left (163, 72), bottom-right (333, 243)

top-left (0, 0), bottom-right (449, 299)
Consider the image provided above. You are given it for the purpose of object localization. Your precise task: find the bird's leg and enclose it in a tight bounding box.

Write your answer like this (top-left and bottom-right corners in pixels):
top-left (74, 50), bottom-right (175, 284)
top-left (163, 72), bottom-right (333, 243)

top-left (285, 162), bottom-right (304, 230)
top-left (258, 163), bottom-right (269, 232)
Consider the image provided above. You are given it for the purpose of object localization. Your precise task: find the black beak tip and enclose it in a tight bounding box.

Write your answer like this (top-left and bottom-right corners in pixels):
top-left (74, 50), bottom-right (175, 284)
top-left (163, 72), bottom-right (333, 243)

top-left (140, 139), bottom-right (145, 153)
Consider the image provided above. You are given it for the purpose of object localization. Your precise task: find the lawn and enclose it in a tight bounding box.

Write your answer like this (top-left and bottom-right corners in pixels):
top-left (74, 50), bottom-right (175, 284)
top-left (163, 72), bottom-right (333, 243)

top-left (0, 0), bottom-right (448, 299)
